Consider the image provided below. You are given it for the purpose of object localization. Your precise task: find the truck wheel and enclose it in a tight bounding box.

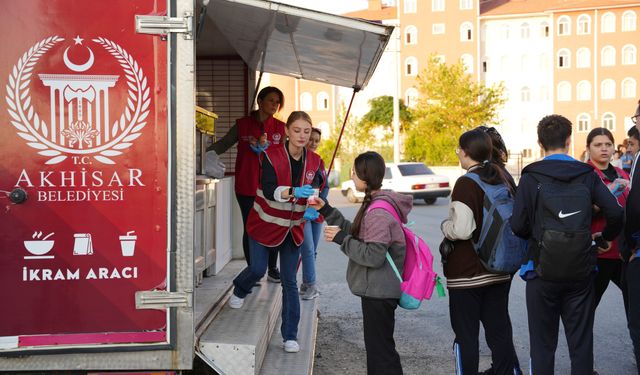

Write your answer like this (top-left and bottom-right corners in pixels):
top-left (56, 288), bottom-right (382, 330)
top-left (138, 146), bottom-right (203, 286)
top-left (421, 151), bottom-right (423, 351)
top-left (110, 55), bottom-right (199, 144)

top-left (424, 198), bottom-right (436, 205)
top-left (346, 189), bottom-right (358, 203)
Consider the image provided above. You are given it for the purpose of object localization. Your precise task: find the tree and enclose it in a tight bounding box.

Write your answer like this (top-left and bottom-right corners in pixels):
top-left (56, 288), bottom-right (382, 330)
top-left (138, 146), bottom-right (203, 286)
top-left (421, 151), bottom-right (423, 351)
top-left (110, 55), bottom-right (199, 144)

top-left (405, 56), bottom-right (505, 165)
top-left (360, 95), bottom-right (413, 140)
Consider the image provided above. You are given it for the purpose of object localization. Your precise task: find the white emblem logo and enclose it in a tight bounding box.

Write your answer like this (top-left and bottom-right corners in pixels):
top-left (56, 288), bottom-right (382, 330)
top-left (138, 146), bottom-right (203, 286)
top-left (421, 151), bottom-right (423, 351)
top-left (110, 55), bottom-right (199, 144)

top-left (305, 171), bottom-right (315, 182)
top-left (558, 210), bottom-right (581, 219)
top-left (273, 133), bottom-right (281, 144)
top-left (5, 36), bottom-right (150, 165)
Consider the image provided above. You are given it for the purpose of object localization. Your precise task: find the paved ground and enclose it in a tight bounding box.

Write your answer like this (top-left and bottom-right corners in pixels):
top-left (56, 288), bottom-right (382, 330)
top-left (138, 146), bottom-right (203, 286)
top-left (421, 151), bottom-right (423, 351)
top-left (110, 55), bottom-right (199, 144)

top-left (311, 189), bottom-right (634, 375)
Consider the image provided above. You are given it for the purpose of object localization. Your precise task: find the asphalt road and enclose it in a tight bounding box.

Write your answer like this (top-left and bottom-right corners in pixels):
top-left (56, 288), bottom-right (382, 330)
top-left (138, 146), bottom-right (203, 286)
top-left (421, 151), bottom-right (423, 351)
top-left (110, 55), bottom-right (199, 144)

top-left (311, 189), bottom-right (634, 375)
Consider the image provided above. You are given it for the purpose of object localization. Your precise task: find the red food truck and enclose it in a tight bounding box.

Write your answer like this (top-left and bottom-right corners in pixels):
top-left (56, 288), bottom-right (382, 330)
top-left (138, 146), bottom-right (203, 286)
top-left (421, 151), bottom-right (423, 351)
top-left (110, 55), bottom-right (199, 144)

top-left (0, 0), bottom-right (391, 373)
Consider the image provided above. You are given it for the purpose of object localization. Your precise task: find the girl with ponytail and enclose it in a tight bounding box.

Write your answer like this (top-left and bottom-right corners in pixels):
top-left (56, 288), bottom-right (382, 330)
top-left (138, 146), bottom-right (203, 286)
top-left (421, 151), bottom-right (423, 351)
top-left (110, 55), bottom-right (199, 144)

top-left (441, 128), bottom-right (522, 375)
top-left (309, 151), bottom-right (413, 374)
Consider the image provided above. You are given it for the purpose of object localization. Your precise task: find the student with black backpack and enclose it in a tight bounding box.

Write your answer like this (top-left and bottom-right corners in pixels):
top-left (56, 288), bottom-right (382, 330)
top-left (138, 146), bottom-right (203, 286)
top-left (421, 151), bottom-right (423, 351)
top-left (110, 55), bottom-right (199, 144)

top-left (511, 114), bottom-right (624, 375)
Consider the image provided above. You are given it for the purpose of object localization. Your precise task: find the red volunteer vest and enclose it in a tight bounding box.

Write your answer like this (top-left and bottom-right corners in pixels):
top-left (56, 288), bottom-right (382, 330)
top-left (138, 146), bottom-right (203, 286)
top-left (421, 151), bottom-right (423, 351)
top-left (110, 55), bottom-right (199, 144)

top-left (235, 115), bottom-right (285, 196)
top-left (588, 161), bottom-right (629, 259)
top-left (246, 146), bottom-right (322, 247)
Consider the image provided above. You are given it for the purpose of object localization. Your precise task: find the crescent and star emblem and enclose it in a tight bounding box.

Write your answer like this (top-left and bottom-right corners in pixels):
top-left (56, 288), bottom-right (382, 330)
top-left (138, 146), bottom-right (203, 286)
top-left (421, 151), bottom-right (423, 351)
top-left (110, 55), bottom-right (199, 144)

top-left (63, 35), bottom-right (94, 72)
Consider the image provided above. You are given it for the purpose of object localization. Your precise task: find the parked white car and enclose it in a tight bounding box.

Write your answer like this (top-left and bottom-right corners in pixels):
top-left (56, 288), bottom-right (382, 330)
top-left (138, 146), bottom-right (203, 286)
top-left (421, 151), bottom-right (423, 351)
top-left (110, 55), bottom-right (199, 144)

top-left (341, 162), bottom-right (451, 204)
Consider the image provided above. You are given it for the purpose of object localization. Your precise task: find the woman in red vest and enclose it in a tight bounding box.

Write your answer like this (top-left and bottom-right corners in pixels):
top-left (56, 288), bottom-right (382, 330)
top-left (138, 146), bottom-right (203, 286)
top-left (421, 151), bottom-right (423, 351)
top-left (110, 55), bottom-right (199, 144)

top-left (586, 127), bottom-right (630, 315)
top-left (208, 87), bottom-right (285, 281)
top-left (228, 111), bottom-right (324, 353)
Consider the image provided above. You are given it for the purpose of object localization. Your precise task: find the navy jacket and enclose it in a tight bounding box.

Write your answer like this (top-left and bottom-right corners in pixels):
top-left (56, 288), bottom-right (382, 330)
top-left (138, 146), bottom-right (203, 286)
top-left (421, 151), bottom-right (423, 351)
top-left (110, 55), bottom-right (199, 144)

top-left (627, 154), bottom-right (640, 254)
top-left (511, 157), bottom-right (624, 243)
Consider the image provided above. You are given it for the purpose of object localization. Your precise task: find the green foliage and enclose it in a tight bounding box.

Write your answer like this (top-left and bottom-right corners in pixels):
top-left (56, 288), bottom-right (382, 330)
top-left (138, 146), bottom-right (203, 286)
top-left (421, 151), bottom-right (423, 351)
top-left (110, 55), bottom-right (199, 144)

top-left (405, 56), bottom-right (506, 166)
top-left (360, 96), bottom-right (413, 132)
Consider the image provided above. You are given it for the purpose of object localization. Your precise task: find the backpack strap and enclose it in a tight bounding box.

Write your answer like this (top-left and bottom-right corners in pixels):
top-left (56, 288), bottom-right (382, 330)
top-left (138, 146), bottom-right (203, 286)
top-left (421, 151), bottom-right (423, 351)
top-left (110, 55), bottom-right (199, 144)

top-left (367, 199), bottom-right (404, 283)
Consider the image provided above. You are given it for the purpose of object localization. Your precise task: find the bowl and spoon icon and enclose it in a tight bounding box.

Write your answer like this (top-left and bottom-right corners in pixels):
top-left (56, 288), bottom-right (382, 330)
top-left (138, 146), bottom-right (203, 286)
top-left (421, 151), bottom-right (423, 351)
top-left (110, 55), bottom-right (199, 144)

top-left (24, 231), bottom-right (55, 259)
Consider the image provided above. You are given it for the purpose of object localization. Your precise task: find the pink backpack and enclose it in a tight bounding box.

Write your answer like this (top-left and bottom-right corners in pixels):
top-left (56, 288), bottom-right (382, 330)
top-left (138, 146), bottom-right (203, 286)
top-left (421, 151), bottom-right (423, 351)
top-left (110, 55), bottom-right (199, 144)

top-left (368, 200), bottom-right (444, 309)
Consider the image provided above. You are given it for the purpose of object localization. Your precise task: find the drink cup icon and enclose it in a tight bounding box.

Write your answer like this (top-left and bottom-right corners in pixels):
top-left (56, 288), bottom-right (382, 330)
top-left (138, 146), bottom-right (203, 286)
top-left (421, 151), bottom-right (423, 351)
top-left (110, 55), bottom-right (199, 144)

top-left (119, 231), bottom-right (137, 257)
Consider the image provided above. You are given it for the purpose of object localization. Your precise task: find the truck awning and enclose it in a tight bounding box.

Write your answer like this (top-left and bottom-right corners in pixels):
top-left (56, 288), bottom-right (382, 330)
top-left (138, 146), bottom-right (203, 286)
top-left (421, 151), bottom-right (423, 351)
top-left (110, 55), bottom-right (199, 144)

top-left (205, 0), bottom-right (393, 89)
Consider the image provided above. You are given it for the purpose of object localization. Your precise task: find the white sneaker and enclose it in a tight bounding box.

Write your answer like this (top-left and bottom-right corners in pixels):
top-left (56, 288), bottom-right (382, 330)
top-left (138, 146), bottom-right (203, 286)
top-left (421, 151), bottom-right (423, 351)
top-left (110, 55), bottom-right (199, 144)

top-left (301, 284), bottom-right (319, 300)
top-left (229, 294), bottom-right (244, 309)
top-left (283, 340), bottom-right (300, 353)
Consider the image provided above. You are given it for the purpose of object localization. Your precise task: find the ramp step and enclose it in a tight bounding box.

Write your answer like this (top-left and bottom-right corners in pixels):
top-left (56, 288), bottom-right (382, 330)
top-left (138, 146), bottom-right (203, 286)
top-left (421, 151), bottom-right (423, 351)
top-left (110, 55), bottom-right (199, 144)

top-left (199, 278), bottom-right (282, 375)
top-left (260, 297), bottom-right (319, 375)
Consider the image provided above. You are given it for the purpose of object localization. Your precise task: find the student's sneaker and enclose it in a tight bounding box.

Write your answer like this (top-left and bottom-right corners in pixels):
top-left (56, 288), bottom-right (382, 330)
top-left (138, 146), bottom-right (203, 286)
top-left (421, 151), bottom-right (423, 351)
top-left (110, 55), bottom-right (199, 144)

top-left (228, 294), bottom-right (244, 309)
top-left (283, 340), bottom-right (300, 353)
top-left (301, 284), bottom-right (319, 300)
top-left (267, 268), bottom-right (281, 283)
top-left (299, 283), bottom-right (309, 294)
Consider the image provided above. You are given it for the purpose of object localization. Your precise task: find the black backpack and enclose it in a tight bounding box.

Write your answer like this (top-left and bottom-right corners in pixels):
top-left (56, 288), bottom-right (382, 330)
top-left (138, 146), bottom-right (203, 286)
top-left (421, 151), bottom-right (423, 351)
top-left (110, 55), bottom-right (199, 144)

top-left (530, 173), bottom-right (595, 281)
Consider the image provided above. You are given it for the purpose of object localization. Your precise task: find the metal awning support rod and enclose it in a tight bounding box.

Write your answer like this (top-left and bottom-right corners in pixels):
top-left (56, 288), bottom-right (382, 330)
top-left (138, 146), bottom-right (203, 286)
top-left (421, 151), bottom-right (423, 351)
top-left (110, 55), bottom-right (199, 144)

top-left (326, 87), bottom-right (360, 182)
top-left (250, 69), bottom-right (265, 112)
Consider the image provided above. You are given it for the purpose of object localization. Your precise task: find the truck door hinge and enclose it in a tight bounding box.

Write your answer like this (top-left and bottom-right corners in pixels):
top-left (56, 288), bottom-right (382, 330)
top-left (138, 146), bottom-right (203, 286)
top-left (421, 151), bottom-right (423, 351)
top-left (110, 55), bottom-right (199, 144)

top-left (135, 290), bottom-right (193, 309)
top-left (135, 12), bottom-right (193, 40)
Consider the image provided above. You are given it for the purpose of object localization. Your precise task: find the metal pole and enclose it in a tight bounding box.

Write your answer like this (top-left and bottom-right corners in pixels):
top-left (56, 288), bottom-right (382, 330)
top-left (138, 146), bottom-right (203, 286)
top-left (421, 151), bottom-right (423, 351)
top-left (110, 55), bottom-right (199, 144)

top-left (392, 6), bottom-right (401, 164)
top-left (326, 88), bottom-right (359, 182)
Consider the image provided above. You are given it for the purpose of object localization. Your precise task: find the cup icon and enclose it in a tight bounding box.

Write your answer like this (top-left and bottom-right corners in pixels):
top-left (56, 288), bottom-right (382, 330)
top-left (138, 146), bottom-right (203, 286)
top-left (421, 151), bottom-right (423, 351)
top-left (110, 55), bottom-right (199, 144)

top-left (308, 188), bottom-right (320, 204)
top-left (119, 231), bottom-right (137, 257)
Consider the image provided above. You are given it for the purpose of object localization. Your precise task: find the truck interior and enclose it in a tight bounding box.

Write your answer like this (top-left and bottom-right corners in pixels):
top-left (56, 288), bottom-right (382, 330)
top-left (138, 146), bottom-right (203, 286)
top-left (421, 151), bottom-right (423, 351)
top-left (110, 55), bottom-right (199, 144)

top-left (192, 0), bottom-right (391, 373)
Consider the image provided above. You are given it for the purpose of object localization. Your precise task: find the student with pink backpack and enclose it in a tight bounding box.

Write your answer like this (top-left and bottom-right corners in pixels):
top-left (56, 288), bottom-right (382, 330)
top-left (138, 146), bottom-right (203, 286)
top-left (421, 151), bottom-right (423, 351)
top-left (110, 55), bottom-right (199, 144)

top-left (309, 151), bottom-right (436, 375)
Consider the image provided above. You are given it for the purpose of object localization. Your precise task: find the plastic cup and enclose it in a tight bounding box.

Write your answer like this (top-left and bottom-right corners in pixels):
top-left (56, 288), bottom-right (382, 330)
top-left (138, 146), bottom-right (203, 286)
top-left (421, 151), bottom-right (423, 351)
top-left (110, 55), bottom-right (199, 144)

top-left (308, 188), bottom-right (320, 204)
top-left (120, 231), bottom-right (137, 256)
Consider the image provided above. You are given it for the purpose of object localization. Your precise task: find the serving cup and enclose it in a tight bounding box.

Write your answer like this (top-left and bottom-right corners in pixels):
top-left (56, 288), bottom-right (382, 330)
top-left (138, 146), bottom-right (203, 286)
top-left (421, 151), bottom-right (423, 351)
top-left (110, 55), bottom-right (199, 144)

top-left (23, 240), bottom-right (54, 255)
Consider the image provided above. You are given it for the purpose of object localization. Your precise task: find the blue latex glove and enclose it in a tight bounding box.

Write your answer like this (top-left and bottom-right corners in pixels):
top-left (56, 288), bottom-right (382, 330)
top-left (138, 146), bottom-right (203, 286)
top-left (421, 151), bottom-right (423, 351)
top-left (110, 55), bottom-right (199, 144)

top-left (303, 207), bottom-right (319, 221)
top-left (293, 184), bottom-right (314, 199)
top-left (249, 141), bottom-right (270, 154)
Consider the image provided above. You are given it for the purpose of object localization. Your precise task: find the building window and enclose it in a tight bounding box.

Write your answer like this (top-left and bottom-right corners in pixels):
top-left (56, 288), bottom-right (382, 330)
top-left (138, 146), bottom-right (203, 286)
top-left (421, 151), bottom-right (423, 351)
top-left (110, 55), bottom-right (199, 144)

top-left (577, 14), bottom-right (591, 35)
top-left (300, 92), bottom-right (313, 111)
top-left (602, 113), bottom-right (615, 130)
top-left (557, 81), bottom-right (571, 101)
top-left (460, 0), bottom-right (472, 10)
top-left (431, 0), bottom-right (444, 12)
top-left (576, 48), bottom-right (591, 68)
top-left (405, 25), bottom-right (418, 45)
top-left (577, 113), bottom-right (591, 132)
top-left (432, 23), bottom-right (445, 35)
top-left (482, 58), bottom-right (489, 73)
top-left (601, 46), bottom-right (616, 66)
top-left (434, 55), bottom-right (446, 64)
top-left (500, 55), bottom-right (509, 71)
top-left (622, 44), bottom-right (637, 65)
top-left (405, 0), bottom-right (417, 13)
top-left (405, 88), bottom-right (419, 108)
top-left (622, 78), bottom-right (637, 98)
top-left (602, 12), bottom-right (616, 33)
top-left (623, 10), bottom-right (637, 32)
top-left (540, 86), bottom-right (549, 101)
top-left (317, 92), bottom-right (329, 111)
top-left (501, 24), bottom-right (510, 39)
top-left (558, 49), bottom-right (571, 68)
top-left (541, 21), bottom-right (550, 37)
top-left (405, 57), bottom-right (418, 76)
top-left (461, 54), bottom-right (474, 74)
top-left (522, 149), bottom-right (533, 158)
top-left (521, 23), bottom-right (530, 39)
top-left (521, 54), bottom-right (530, 73)
top-left (577, 80), bottom-right (591, 101)
top-left (539, 53), bottom-right (549, 71)
top-left (460, 22), bottom-right (473, 41)
top-left (601, 79), bottom-right (616, 99)
top-left (557, 16), bottom-right (571, 36)
top-left (521, 87), bottom-right (531, 102)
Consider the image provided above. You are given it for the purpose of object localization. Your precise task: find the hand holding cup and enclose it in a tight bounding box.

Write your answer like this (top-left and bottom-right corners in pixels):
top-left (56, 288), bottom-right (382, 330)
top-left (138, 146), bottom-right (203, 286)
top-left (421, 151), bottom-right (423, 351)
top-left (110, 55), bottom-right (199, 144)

top-left (324, 225), bottom-right (340, 242)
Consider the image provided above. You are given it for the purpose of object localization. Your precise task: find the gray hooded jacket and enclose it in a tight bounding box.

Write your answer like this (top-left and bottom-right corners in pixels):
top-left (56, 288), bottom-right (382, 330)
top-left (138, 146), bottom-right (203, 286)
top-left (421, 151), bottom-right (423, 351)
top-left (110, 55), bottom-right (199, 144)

top-left (320, 190), bottom-right (413, 299)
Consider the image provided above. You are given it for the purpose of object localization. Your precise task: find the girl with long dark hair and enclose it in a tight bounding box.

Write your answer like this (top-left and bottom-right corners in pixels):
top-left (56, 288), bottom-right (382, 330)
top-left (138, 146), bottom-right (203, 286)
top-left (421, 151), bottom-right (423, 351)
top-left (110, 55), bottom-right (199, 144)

top-left (441, 129), bottom-right (521, 375)
top-left (310, 151), bottom-right (412, 374)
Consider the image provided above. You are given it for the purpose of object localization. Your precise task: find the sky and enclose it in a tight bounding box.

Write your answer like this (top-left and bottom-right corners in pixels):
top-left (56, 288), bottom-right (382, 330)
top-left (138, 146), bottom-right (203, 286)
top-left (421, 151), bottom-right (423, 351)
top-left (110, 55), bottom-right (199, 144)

top-left (276, 0), bottom-right (369, 15)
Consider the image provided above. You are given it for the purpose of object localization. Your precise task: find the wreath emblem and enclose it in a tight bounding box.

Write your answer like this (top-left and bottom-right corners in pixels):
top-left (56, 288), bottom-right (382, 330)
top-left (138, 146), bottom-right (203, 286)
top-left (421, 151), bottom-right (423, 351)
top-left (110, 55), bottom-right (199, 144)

top-left (5, 36), bottom-right (150, 165)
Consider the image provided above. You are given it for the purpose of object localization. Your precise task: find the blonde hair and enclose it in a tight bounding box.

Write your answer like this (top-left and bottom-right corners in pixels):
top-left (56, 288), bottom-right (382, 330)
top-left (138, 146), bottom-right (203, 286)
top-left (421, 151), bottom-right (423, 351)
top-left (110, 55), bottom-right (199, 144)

top-left (286, 111), bottom-right (313, 127)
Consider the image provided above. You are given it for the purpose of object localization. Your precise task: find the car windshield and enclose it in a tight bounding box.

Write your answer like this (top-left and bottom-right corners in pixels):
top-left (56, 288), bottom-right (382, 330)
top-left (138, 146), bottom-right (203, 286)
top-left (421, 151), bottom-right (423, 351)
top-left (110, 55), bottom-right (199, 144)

top-left (397, 164), bottom-right (433, 176)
